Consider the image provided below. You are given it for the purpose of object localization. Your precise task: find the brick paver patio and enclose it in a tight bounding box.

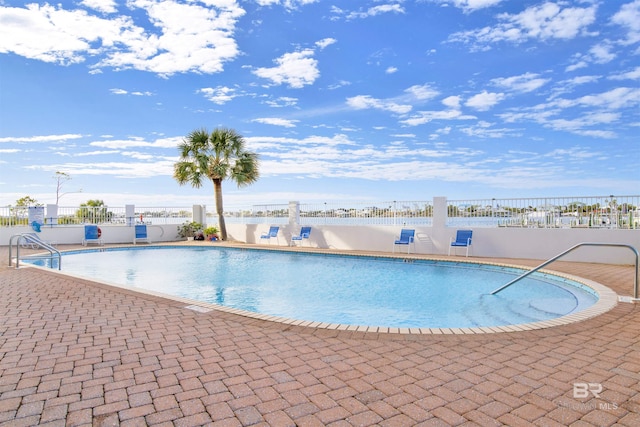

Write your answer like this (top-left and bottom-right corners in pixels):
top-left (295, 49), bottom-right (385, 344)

top-left (1, 244), bottom-right (639, 426)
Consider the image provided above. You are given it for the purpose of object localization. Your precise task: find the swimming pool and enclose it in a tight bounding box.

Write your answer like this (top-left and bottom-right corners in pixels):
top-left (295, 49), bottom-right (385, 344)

top-left (24, 246), bottom-right (612, 331)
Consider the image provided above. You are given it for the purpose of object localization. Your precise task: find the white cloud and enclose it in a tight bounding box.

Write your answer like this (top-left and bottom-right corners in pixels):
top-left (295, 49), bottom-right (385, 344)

top-left (428, 126), bottom-right (452, 140)
top-left (545, 112), bottom-right (620, 138)
top-left (0, 4), bottom-right (122, 65)
top-left (609, 66), bottom-right (640, 81)
top-left (90, 136), bottom-right (182, 149)
top-left (0, 1), bottom-right (245, 75)
top-left (130, 91), bottom-right (152, 96)
top-left (315, 38), bottom-right (336, 49)
top-left (26, 159), bottom-right (177, 178)
top-left (346, 95), bottom-right (412, 114)
top-left (74, 150), bottom-right (120, 157)
top-left (80, 0), bottom-right (118, 14)
top-left (246, 134), bottom-right (356, 151)
top-left (448, 2), bottom-right (597, 49)
top-left (251, 39), bottom-right (335, 89)
top-left (264, 96), bottom-right (298, 108)
top-left (198, 86), bottom-right (238, 104)
top-left (346, 4), bottom-right (405, 20)
top-left (129, 152), bottom-right (163, 161)
top-left (564, 75), bottom-right (601, 86)
top-left (110, 88), bottom-right (152, 96)
top-left (442, 95), bottom-right (461, 108)
top-left (491, 72), bottom-right (550, 93)
top-left (611, 0), bottom-right (640, 45)
top-left (327, 80), bottom-right (351, 90)
top-left (548, 75), bottom-right (601, 99)
top-left (252, 118), bottom-right (299, 127)
top-left (570, 87), bottom-right (640, 110)
top-left (255, 0), bottom-right (279, 6)
top-left (460, 121), bottom-right (521, 138)
top-left (588, 42), bottom-right (616, 63)
top-left (507, 2), bottom-right (597, 40)
top-left (465, 90), bottom-right (505, 111)
top-left (391, 133), bottom-right (417, 138)
top-left (400, 109), bottom-right (476, 126)
top-left (386, 66), bottom-right (398, 74)
top-left (344, 84), bottom-right (439, 116)
top-left (565, 60), bottom-right (588, 72)
top-left (498, 87), bottom-right (639, 138)
top-left (430, 0), bottom-right (505, 13)
top-left (255, 0), bottom-right (318, 9)
top-left (566, 41), bottom-right (617, 70)
top-left (253, 49), bottom-right (320, 88)
top-left (405, 84), bottom-right (440, 101)
top-left (0, 134), bottom-right (84, 143)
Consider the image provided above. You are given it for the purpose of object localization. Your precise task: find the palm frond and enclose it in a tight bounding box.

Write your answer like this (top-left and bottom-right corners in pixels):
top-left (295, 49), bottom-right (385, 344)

top-left (232, 152), bottom-right (260, 187)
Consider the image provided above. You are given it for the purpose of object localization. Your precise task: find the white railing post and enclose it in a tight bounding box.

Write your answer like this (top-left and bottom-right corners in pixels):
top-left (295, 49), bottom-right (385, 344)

top-left (433, 197), bottom-right (447, 229)
top-left (289, 201), bottom-right (300, 226)
top-left (46, 204), bottom-right (58, 226)
top-left (193, 205), bottom-right (205, 225)
top-left (125, 204), bottom-right (135, 226)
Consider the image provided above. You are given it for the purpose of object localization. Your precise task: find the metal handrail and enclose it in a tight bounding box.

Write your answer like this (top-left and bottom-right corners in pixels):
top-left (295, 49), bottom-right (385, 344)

top-left (9, 233), bottom-right (62, 270)
top-left (490, 243), bottom-right (639, 299)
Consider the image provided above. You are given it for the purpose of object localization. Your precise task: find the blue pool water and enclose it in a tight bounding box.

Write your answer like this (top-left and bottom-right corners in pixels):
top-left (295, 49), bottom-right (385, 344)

top-left (26, 246), bottom-right (598, 329)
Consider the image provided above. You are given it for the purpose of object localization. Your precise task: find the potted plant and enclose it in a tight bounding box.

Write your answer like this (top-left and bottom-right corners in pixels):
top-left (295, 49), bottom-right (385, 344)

top-left (203, 226), bottom-right (219, 241)
top-left (177, 221), bottom-right (202, 240)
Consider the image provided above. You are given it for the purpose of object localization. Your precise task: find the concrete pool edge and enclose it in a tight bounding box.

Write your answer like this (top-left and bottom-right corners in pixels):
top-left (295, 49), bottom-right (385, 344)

top-left (19, 244), bottom-right (621, 335)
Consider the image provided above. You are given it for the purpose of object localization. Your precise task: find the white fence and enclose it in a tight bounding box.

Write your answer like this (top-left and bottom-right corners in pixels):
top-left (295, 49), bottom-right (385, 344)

top-left (447, 195), bottom-right (640, 229)
top-left (228, 201), bottom-right (434, 226)
top-left (0, 206), bottom-right (195, 227)
top-left (224, 195), bottom-right (640, 229)
top-left (1, 195), bottom-right (639, 229)
top-left (3, 195), bottom-right (639, 265)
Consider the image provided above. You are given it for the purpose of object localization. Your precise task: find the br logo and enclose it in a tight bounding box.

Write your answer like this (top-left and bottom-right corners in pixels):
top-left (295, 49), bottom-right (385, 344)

top-left (573, 383), bottom-right (602, 399)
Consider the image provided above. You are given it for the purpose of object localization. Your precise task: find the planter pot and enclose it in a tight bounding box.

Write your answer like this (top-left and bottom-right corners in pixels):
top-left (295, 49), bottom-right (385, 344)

top-left (187, 237), bottom-right (194, 241)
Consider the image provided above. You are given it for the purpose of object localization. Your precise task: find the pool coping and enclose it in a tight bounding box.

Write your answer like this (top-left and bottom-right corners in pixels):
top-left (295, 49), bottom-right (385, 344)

top-left (19, 243), bottom-right (621, 335)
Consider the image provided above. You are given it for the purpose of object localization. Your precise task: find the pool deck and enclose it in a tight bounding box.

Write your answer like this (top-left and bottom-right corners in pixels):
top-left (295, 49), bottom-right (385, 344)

top-left (1, 243), bottom-right (639, 426)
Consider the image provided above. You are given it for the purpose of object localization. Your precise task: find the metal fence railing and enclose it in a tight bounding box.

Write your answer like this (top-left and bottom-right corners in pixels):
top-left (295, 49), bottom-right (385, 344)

top-left (446, 195), bottom-right (640, 229)
top-left (223, 204), bottom-right (290, 225)
top-left (2, 195), bottom-right (638, 229)
top-left (134, 207), bottom-right (194, 225)
top-left (220, 201), bottom-right (434, 226)
top-left (299, 201), bottom-right (433, 226)
top-left (0, 206), bottom-right (194, 227)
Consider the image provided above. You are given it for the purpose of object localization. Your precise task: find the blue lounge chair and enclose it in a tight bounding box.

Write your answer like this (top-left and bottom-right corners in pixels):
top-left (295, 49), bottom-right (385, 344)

top-left (260, 226), bottom-right (280, 245)
top-left (291, 226), bottom-right (311, 247)
top-left (449, 229), bottom-right (472, 257)
top-left (82, 225), bottom-right (103, 246)
top-left (393, 229), bottom-right (415, 253)
top-left (20, 233), bottom-right (44, 249)
top-left (133, 224), bottom-right (150, 244)
top-left (23, 221), bottom-right (57, 248)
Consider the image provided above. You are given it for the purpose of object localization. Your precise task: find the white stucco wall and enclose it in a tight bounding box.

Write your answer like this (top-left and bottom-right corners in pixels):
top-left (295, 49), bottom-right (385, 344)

top-left (1, 224), bottom-right (179, 246)
top-left (228, 223), bottom-right (640, 266)
top-left (2, 221), bottom-right (638, 265)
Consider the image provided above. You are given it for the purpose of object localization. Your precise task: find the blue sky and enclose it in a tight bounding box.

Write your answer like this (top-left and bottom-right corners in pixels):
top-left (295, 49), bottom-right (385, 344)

top-left (1, 0), bottom-right (639, 208)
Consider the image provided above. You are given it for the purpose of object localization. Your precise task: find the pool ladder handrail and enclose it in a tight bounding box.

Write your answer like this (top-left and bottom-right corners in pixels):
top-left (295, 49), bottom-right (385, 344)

top-left (9, 233), bottom-right (62, 270)
top-left (490, 242), bottom-right (639, 299)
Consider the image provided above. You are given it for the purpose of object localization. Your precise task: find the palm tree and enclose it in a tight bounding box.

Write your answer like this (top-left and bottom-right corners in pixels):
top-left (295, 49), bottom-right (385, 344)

top-left (173, 128), bottom-right (259, 241)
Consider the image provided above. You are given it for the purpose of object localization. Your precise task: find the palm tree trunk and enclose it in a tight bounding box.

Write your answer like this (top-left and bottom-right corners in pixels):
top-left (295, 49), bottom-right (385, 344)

top-left (213, 179), bottom-right (227, 240)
